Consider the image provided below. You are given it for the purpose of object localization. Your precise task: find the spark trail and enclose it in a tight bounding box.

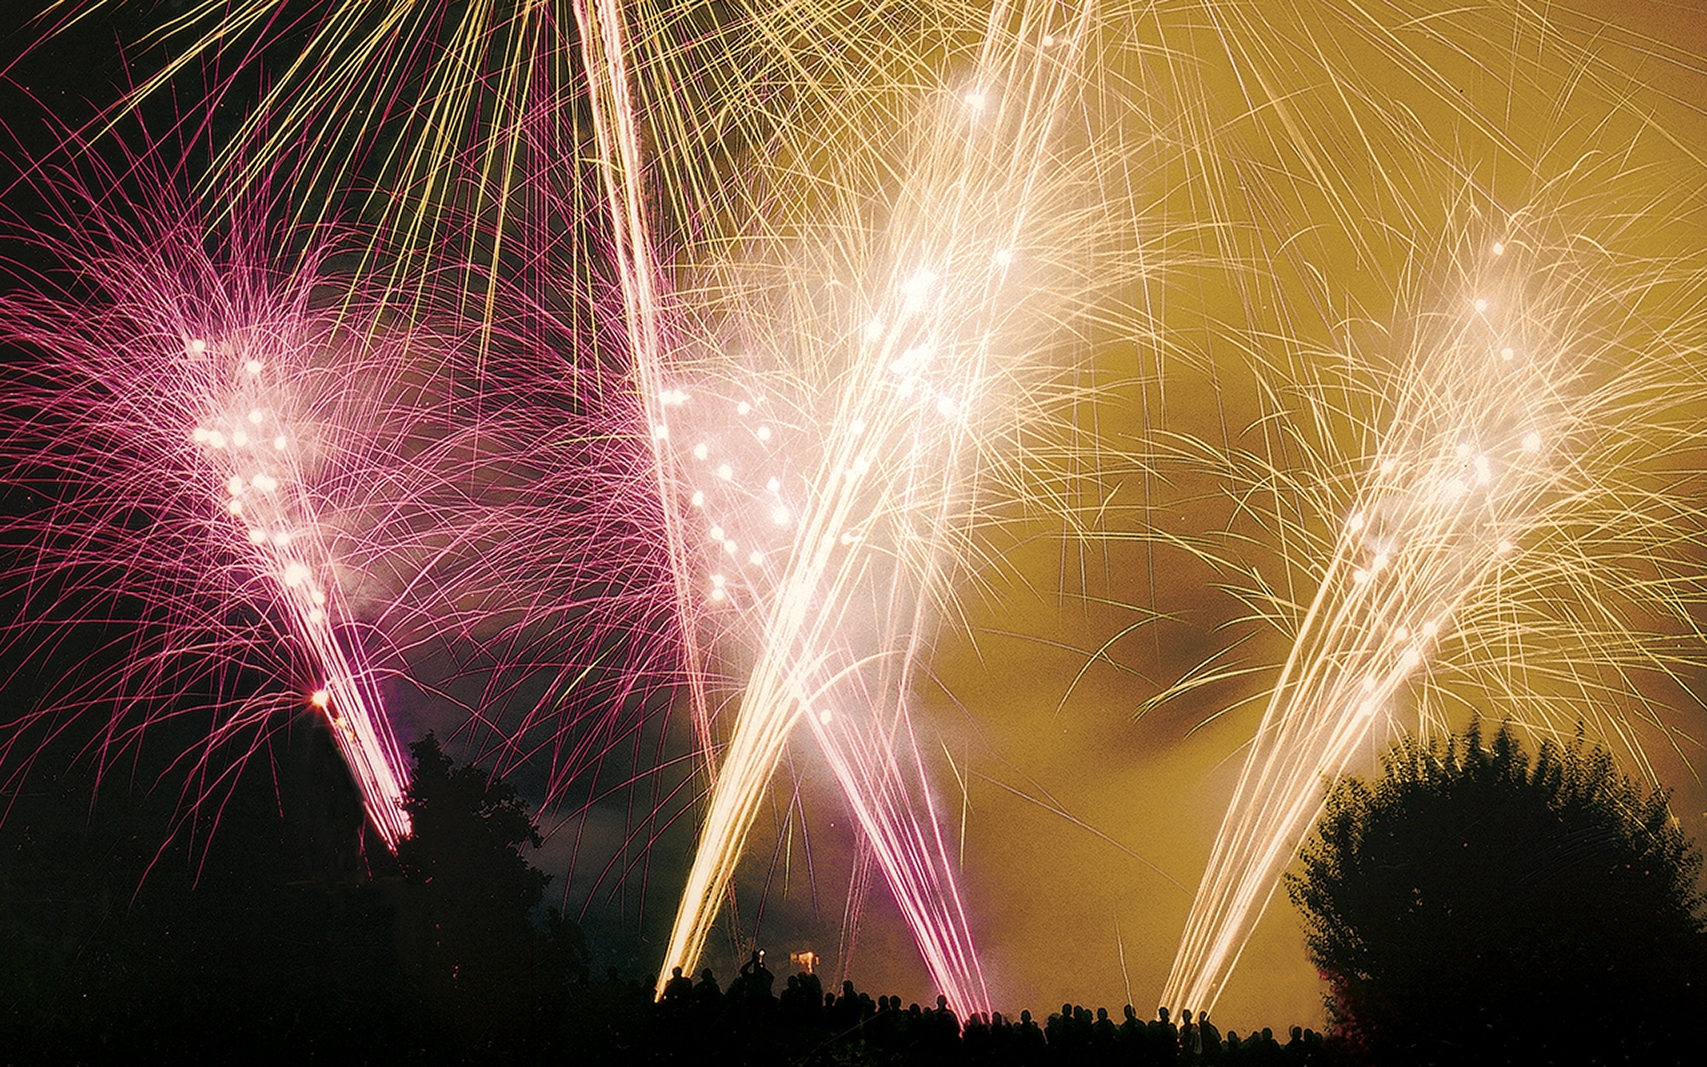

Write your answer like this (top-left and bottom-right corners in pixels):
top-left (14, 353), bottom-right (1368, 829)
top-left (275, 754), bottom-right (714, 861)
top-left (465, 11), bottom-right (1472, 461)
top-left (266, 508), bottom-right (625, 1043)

top-left (1161, 213), bottom-right (1707, 1014)
top-left (577, 0), bottom-right (1100, 1014)
top-left (0, 182), bottom-right (459, 848)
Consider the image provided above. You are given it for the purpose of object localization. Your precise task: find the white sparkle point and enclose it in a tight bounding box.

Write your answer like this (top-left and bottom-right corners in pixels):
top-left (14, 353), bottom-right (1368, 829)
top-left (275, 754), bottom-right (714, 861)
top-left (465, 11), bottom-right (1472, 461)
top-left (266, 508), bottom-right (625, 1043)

top-left (690, 490), bottom-right (705, 508)
top-left (187, 338), bottom-right (207, 356)
top-left (272, 436), bottom-right (287, 450)
top-left (310, 689), bottom-right (330, 709)
top-left (771, 506), bottom-right (790, 526)
top-left (818, 709), bottom-right (834, 725)
top-left (748, 550), bottom-right (764, 565)
top-left (1474, 298), bottom-right (1489, 313)
top-left (716, 464), bottom-right (733, 481)
top-left (756, 426), bottom-right (772, 442)
top-left (1522, 431), bottom-right (1542, 452)
top-left (244, 359), bottom-right (261, 375)
top-left (283, 562), bottom-right (309, 587)
top-left (693, 442), bottom-right (709, 461)
top-left (737, 401), bottom-right (751, 417)
top-left (1492, 241), bottom-right (1505, 256)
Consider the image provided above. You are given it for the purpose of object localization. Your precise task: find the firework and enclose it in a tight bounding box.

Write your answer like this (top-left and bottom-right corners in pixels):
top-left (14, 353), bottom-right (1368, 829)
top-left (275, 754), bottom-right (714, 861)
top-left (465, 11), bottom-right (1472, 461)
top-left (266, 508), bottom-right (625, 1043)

top-left (568, 0), bottom-right (1140, 1014)
top-left (1154, 188), bottom-right (1707, 1012)
top-left (0, 165), bottom-right (488, 848)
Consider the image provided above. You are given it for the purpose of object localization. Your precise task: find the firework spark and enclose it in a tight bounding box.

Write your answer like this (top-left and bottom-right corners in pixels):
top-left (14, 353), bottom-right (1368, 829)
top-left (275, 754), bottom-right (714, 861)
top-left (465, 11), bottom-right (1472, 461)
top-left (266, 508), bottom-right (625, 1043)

top-left (1156, 193), bottom-right (1707, 1013)
top-left (572, 0), bottom-right (1139, 1013)
top-left (0, 169), bottom-right (494, 848)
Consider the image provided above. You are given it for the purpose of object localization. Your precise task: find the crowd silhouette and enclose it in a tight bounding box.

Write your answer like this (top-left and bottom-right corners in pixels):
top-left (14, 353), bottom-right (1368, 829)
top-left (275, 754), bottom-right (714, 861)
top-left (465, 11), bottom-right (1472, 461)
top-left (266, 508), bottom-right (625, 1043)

top-left (568, 952), bottom-right (1334, 1066)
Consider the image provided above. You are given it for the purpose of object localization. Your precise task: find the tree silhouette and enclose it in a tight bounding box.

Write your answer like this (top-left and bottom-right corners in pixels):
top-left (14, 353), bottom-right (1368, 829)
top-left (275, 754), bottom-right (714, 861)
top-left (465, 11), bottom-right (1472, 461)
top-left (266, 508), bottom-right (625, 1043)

top-left (392, 732), bottom-right (587, 1052)
top-left (1287, 720), bottom-right (1706, 1064)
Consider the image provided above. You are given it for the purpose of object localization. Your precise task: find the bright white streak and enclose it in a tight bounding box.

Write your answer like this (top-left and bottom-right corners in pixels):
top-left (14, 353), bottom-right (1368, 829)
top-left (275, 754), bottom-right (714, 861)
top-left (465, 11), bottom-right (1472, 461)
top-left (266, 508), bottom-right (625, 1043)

top-left (1161, 239), bottom-right (1606, 1015)
top-left (572, 0), bottom-right (1097, 1015)
top-left (192, 349), bottom-right (411, 846)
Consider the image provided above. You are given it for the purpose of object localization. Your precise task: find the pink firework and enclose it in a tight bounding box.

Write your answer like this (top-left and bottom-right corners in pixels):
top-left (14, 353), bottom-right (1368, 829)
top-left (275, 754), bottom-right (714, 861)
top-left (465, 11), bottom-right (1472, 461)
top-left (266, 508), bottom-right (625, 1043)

top-left (0, 160), bottom-right (495, 849)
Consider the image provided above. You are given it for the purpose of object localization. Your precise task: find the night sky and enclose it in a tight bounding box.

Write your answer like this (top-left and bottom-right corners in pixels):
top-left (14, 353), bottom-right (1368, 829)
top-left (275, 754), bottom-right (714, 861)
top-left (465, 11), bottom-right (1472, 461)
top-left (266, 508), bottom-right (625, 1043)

top-left (4, 0), bottom-right (1706, 1039)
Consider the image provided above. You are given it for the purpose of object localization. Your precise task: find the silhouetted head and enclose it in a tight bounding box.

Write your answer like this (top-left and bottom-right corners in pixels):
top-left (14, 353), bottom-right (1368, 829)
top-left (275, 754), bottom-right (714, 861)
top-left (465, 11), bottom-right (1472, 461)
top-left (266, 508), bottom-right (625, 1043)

top-left (1182, 1009), bottom-right (1193, 1024)
top-left (1124, 1005), bottom-right (1137, 1022)
top-left (1097, 1008), bottom-right (1109, 1022)
top-left (1021, 1010), bottom-right (1033, 1024)
top-left (700, 968), bottom-right (715, 983)
top-left (1158, 1006), bottom-right (1170, 1023)
top-left (937, 994), bottom-right (949, 1010)
top-left (672, 966), bottom-right (683, 979)
top-left (1290, 1026), bottom-right (1303, 1042)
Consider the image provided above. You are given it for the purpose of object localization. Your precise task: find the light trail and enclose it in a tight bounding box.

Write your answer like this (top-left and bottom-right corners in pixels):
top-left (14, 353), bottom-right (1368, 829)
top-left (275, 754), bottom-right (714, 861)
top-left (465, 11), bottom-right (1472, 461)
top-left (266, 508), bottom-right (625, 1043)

top-left (572, 0), bottom-right (1103, 1015)
top-left (1159, 209), bottom-right (1707, 1014)
top-left (0, 179), bottom-right (463, 850)
top-left (186, 335), bottom-right (412, 845)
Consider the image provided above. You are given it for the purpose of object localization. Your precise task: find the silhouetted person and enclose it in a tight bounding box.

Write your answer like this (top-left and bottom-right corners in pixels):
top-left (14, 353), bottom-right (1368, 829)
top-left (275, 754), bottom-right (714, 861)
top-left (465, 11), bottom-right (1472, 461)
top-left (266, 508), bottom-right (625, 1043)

top-left (797, 968), bottom-right (823, 1015)
top-left (1199, 1012), bottom-right (1223, 1061)
top-left (662, 965), bottom-right (694, 1005)
top-left (693, 967), bottom-right (722, 1016)
top-left (1015, 1008), bottom-right (1047, 1065)
top-left (1151, 1006), bottom-right (1180, 1064)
